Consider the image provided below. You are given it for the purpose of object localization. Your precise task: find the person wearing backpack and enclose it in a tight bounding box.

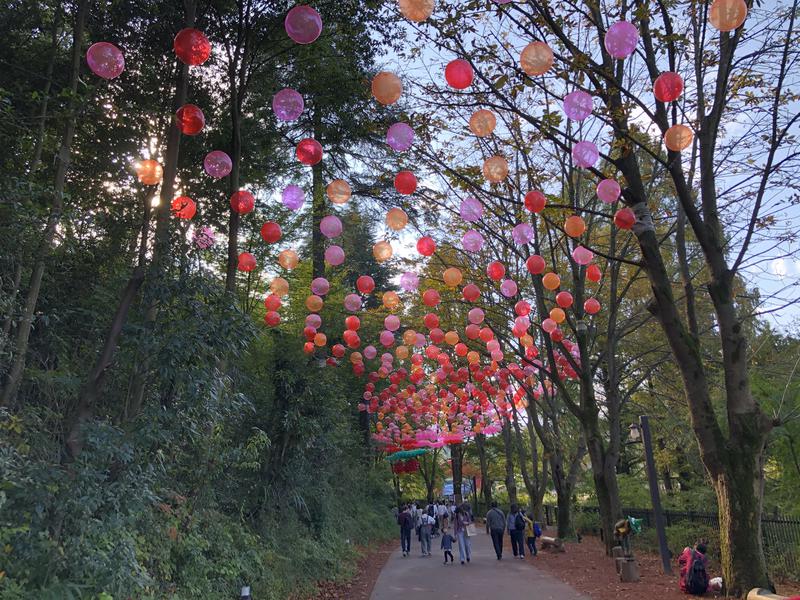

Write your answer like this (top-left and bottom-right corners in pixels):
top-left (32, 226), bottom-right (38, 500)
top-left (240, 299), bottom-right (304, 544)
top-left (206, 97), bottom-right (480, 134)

top-left (678, 541), bottom-right (710, 595)
top-left (397, 505), bottom-right (414, 557)
top-left (507, 504), bottom-right (526, 559)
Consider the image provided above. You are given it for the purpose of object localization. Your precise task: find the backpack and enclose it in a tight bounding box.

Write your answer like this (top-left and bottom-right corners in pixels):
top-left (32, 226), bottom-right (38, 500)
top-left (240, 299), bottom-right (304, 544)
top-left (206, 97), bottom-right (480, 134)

top-left (534, 522), bottom-right (542, 537)
top-left (514, 513), bottom-right (525, 530)
top-left (428, 505), bottom-right (435, 517)
top-left (686, 551), bottom-right (709, 596)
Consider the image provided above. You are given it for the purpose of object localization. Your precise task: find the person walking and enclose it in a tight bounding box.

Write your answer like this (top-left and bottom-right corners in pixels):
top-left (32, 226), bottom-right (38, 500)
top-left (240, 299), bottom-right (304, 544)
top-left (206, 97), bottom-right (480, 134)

top-left (507, 504), bottom-right (526, 558)
top-left (440, 528), bottom-right (455, 565)
top-left (523, 510), bottom-right (539, 556)
top-left (398, 504), bottom-right (413, 557)
top-left (420, 508), bottom-right (435, 556)
top-left (485, 501), bottom-right (506, 560)
top-left (453, 505), bottom-right (472, 564)
top-left (438, 500), bottom-right (449, 532)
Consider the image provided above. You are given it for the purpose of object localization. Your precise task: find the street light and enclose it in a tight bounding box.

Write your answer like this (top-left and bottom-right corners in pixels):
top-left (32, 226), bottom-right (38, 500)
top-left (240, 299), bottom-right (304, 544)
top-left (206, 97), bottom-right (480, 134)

top-left (629, 415), bottom-right (672, 574)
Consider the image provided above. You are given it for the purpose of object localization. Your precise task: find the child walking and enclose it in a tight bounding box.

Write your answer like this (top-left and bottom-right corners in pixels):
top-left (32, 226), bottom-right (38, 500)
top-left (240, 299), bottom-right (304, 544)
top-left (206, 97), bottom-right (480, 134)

top-left (440, 528), bottom-right (455, 565)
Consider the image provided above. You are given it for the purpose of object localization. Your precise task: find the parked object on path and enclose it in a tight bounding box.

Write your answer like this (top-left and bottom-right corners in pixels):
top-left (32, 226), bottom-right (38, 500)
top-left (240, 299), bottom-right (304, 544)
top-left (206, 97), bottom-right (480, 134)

top-left (540, 536), bottom-right (565, 552)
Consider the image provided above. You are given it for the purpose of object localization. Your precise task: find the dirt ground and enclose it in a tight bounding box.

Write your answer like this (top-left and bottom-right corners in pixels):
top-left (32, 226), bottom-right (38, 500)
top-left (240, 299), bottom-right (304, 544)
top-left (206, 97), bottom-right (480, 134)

top-left (308, 539), bottom-right (396, 600)
top-left (531, 535), bottom-right (800, 600)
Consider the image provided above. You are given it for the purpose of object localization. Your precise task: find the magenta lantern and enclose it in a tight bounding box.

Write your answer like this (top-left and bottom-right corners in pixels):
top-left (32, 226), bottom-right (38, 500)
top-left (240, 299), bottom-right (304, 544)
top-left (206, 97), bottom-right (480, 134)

top-left (282, 185), bottom-right (305, 211)
top-left (597, 178), bottom-right (621, 203)
top-left (204, 151), bottom-right (232, 178)
top-left (325, 245), bottom-right (345, 266)
top-left (273, 88), bottom-right (304, 121)
top-left (344, 293), bottom-right (362, 312)
top-left (563, 90), bottom-right (593, 121)
top-left (400, 271), bottom-right (420, 292)
top-left (86, 42), bottom-right (125, 79)
top-left (604, 21), bottom-right (639, 59)
top-left (572, 141), bottom-right (599, 168)
top-left (512, 223), bottom-right (534, 246)
top-left (320, 215), bottom-right (343, 239)
top-left (459, 196), bottom-right (483, 222)
top-left (285, 6), bottom-right (323, 44)
top-left (500, 279), bottom-right (518, 297)
top-left (386, 123), bottom-right (414, 152)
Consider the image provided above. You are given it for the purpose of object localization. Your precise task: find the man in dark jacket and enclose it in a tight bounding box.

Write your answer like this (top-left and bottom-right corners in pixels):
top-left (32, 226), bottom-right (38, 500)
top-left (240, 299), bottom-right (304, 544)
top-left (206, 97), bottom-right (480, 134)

top-left (485, 501), bottom-right (506, 560)
top-left (397, 505), bottom-right (413, 557)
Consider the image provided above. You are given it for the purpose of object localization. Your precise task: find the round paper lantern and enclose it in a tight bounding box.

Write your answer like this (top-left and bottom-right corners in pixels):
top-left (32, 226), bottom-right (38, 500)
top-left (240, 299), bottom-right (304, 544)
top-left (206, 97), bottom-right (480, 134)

top-left (380, 330), bottom-right (395, 347)
top-left (597, 179), bottom-right (621, 204)
top-left (483, 156), bottom-right (508, 183)
top-left (285, 6), bottom-right (323, 44)
top-left (512, 223), bottom-right (534, 246)
top-left (385, 315), bottom-right (401, 332)
top-left (572, 141), bottom-right (599, 168)
top-left (387, 123), bottom-right (414, 152)
top-left (383, 291), bottom-right (401, 310)
top-left (324, 245), bottom-right (345, 266)
top-left (462, 229), bottom-right (484, 253)
top-left (417, 236), bottom-right (436, 256)
top-left (526, 254), bottom-right (546, 275)
top-left (194, 227), bottom-right (215, 249)
top-left (614, 207), bottom-right (636, 229)
top-left (237, 252), bottom-right (256, 272)
top-left (604, 21), bottom-right (639, 59)
top-left (332, 344), bottom-right (346, 359)
top-left (373, 240), bottom-right (393, 262)
top-left (653, 72), bottom-right (684, 103)
top-left (282, 185), bottom-right (305, 211)
top-left (424, 313), bottom-right (440, 329)
top-left (399, 0), bottom-right (434, 22)
top-left (445, 331), bottom-right (459, 346)
top-left (86, 42), bottom-right (124, 79)
top-left (170, 196), bottom-right (196, 219)
top-left (525, 190), bottom-right (546, 213)
top-left (306, 294), bottom-right (324, 312)
top-left (564, 215), bottom-right (586, 238)
top-left (174, 28), bottom-right (211, 65)
top-left (320, 215), bottom-right (343, 239)
top-left (443, 267), bottom-right (463, 287)
top-left (422, 289), bottom-right (441, 307)
top-left (459, 196), bottom-right (483, 222)
top-left (487, 261), bottom-right (505, 281)
top-left (326, 179), bottom-right (351, 204)
top-left (264, 311), bottom-right (280, 327)
top-left (344, 293), bottom-right (362, 312)
top-left (445, 59), bottom-right (473, 89)
top-left (204, 151), bottom-right (232, 178)
top-left (136, 159), bottom-right (162, 185)
top-left (515, 300), bottom-right (531, 316)
top-left (465, 324), bottom-right (480, 339)
top-left (541, 318), bottom-right (557, 333)
top-left (572, 245), bottom-right (594, 266)
top-left (346, 316), bottom-right (361, 331)
top-left (176, 104), bottom-right (204, 135)
top-left (272, 88), bottom-right (304, 121)
top-left (556, 291), bottom-right (574, 308)
top-left (296, 138), bottom-right (323, 165)
top-left (314, 332), bottom-right (327, 347)
top-left (462, 283), bottom-right (480, 302)
top-left (230, 190), bottom-right (255, 214)
top-left (306, 314), bottom-right (321, 329)
top-left (520, 41), bottom-right (554, 76)
top-left (394, 171), bottom-right (417, 195)
top-left (550, 307), bottom-right (566, 324)
top-left (356, 275), bottom-right (375, 294)
top-left (469, 109), bottom-right (496, 137)
top-left (278, 249), bottom-right (299, 270)
top-left (500, 279), bottom-right (518, 297)
top-left (364, 345), bottom-right (378, 360)
top-left (372, 72), bottom-right (402, 105)
top-left (468, 307), bottom-right (485, 324)
top-left (587, 264), bottom-right (602, 282)
top-left (386, 208), bottom-right (409, 230)
top-left (271, 277), bottom-right (289, 297)
top-left (303, 342), bottom-right (314, 354)
top-left (311, 277), bottom-right (330, 296)
top-left (584, 297), bottom-right (601, 315)
top-left (260, 222), bottom-right (281, 243)
top-left (550, 329), bottom-right (564, 343)
top-left (664, 124), bottom-right (693, 152)
top-left (400, 272), bottom-right (420, 292)
top-left (709, 0), bottom-right (748, 32)
top-left (563, 90), bottom-right (593, 121)
top-left (542, 272), bottom-right (560, 290)
top-left (402, 330), bottom-right (416, 345)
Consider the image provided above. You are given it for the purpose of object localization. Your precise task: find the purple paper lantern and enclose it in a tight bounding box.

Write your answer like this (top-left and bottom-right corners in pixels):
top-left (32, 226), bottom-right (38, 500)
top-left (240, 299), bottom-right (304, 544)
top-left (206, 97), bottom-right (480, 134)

top-left (597, 178), bottom-right (621, 203)
top-left (462, 229), bottom-right (484, 253)
top-left (325, 245), bottom-right (345, 266)
top-left (563, 90), bottom-right (593, 121)
top-left (203, 150), bottom-right (232, 178)
top-left (386, 122), bottom-right (414, 152)
top-left (282, 185), bottom-right (305, 211)
top-left (285, 6), bottom-right (323, 44)
top-left (512, 223), bottom-right (534, 246)
top-left (500, 279), bottom-right (518, 298)
top-left (459, 196), bottom-right (483, 222)
top-left (272, 88), bottom-right (304, 122)
top-left (306, 314), bottom-right (322, 328)
top-left (320, 215), bottom-right (342, 239)
top-left (344, 293), bottom-right (362, 312)
top-left (86, 42), bottom-right (125, 79)
top-left (572, 141), bottom-right (599, 168)
top-left (400, 271), bottom-right (420, 292)
top-left (311, 277), bottom-right (330, 296)
top-left (604, 21), bottom-right (639, 59)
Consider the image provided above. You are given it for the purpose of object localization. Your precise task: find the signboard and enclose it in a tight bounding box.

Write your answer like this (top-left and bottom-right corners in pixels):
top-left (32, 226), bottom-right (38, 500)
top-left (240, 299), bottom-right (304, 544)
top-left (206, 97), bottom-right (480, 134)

top-left (442, 478), bottom-right (474, 497)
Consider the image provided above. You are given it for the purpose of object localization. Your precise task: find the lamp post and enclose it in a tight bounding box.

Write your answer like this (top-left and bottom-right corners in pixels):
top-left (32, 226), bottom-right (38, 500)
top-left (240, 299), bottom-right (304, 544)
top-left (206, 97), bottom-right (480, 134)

top-left (629, 415), bottom-right (672, 574)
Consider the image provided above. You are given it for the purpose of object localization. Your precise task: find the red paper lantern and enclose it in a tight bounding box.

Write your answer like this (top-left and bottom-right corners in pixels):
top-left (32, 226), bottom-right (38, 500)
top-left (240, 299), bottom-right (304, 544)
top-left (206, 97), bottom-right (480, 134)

top-left (345, 315), bottom-right (361, 330)
top-left (556, 291), bottom-right (574, 308)
top-left (462, 283), bottom-right (480, 302)
top-left (515, 300), bottom-right (531, 316)
top-left (417, 236), bottom-right (436, 256)
top-left (174, 28), bottom-right (211, 65)
top-left (614, 207), bottom-right (636, 229)
top-left (260, 221), bottom-right (281, 243)
top-left (230, 190), bottom-right (255, 214)
top-left (526, 255), bottom-right (546, 275)
top-left (237, 252), bottom-right (256, 272)
top-left (176, 104), bottom-right (205, 135)
top-left (296, 138), bottom-right (323, 165)
top-left (653, 71), bottom-right (684, 103)
top-left (445, 59), bottom-right (473, 89)
top-left (356, 275), bottom-right (375, 294)
top-left (424, 313), bottom-right (440, 329)
top-left (422, 289), bottom-right (441, 307)
top-left (264, 294), bottom-right (281, 311)
top-left (586, 264), bottom-right (602, 282)
top-left (264, 311), bottom-right (280, 327)
top-left (170, 196), bottom-right (196, 219)
top-left (524, 190), bottom-right (546, 213)
top-left (394, 170), bottom-right (417, 195)
top-left (487, 261), bottom-right (505, 281)
top-left (584, 298), bottom-right (601, 314)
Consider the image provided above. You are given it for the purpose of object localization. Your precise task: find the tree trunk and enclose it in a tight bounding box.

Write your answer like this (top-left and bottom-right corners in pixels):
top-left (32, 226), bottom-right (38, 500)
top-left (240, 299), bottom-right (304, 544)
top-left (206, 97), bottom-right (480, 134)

top-left (1, 0), bottom-right (88, 408)
top-left (475, 433), bottom-right (493, 508)
top-left (30, 4), bottom-right (61, 173)
top-left (2, 261), bottom-right (23, 339)
top-left (310, 111), bottom-right (325, 280)
top-left (451, 443), bottom-right (463, 505)
top-left (224, 79), bottom-right (242, 293)
top-left (501, 418), bottom-right (518, 506)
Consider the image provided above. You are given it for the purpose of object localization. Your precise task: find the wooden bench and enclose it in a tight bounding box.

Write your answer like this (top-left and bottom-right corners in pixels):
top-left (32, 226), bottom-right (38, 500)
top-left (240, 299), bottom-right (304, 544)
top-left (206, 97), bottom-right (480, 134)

top-left (747, 589), bottom-right (787, 600)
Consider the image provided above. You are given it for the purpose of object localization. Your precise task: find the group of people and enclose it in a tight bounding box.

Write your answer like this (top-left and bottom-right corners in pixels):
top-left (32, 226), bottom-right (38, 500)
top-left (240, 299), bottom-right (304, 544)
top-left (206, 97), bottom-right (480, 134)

top-left (395, 500), bottom-right (543, 566)
top-left (395, 501), bottom-right (476, 564)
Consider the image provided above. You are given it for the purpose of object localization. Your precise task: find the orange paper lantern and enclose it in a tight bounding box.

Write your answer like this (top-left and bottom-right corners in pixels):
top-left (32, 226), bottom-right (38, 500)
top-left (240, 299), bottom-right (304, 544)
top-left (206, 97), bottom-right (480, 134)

top-left (386, 207), bottom-right (409, 230)
top-left (520, 41), bottom-right (554, 76)
top-left (373, 240), bottom-right (393, 262)
top-left (664, 124), bottom-right (693, 152)
top-left (327, 179), bottom-right (351, 204)
top-left (270, 277), bottom-right (289, 297)
top-left (136, 159), bottom-right (163, 185)
top-left (306, 295), bottom-right (324, 312)
top-left (278, 249), bottom-right (299, 270)
top-left (398, 0), bottom-right (434, 22)
top-left (469, 109), bottom-right (496, 137)
top-left (383, 291), bottom-right (401, 310)
top-left (564, 215), bottom-right (586, 238)
top-left (443, 267), bottom-right (463, 287)
top-left (708, 0), bottom-right (747, 32)
top-left (483, 156), bottom-right (508, 183)
top-left (542, 272), bottom-right (561, 290)
top-left (372, 72), bottom-right (402, 105)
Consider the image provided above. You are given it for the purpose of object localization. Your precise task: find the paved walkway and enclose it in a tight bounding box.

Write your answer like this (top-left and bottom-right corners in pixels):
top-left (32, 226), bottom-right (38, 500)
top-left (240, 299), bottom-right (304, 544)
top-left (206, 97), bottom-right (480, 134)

top-left (371, 530), bottom-right (589, 600)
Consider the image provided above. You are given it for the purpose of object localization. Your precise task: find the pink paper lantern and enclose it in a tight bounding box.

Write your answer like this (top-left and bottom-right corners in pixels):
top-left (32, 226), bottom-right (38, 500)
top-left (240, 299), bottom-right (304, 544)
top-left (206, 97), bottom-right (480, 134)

top-left (344, 293), bottom-right (362, 312)
top-left (400, 271), bottom-right (420, 292)
top-left (364, 345), bottom-right (378, 359)
top-left (462, 230), bottom-right (484, 253)
top-left (572, 141), bottom-right (599, 168)
top-left (311, 277), bottom-right (330, 296)
top-left (282, 185), bottom-right (305, 211)
top-left (86, 42), bottom-right (125, 79)
top-left (604, 21), bottom-right (639, 59)
top-left (512, 223), bottom-right (534, 246)
top-left (285, 6), bottom-right (323, 44)
top-left (380, 330), bottom-right (395, 347)
top-left (306, 314), bottom-right (322, 328)
top-left (571, 245), bottom-right (594, 265)
top-left (320, 215), bottom-right (343, 239)
top-left (325, 245), bottom-right (345, 266)
top-left (468, 308), bottom-right (485, 324)
top-left (204, 151), bottom-right (232, 178)
top-left (193, 226), bottom-right (215, 249)
top-left (385, 315), bottom-right (401, 331)
top-left (597, 178), bottom-right (621, 203)
top-left (563, 90), bottom-right (593, 121)
top-left (459, 196), bottom-right (483, 222)
top-left (387, 123), bottom-right (414, 151)
top-left (500, 279), bottom-right (518, 297)
top-left (273, 88), bottom-right (304, 121)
